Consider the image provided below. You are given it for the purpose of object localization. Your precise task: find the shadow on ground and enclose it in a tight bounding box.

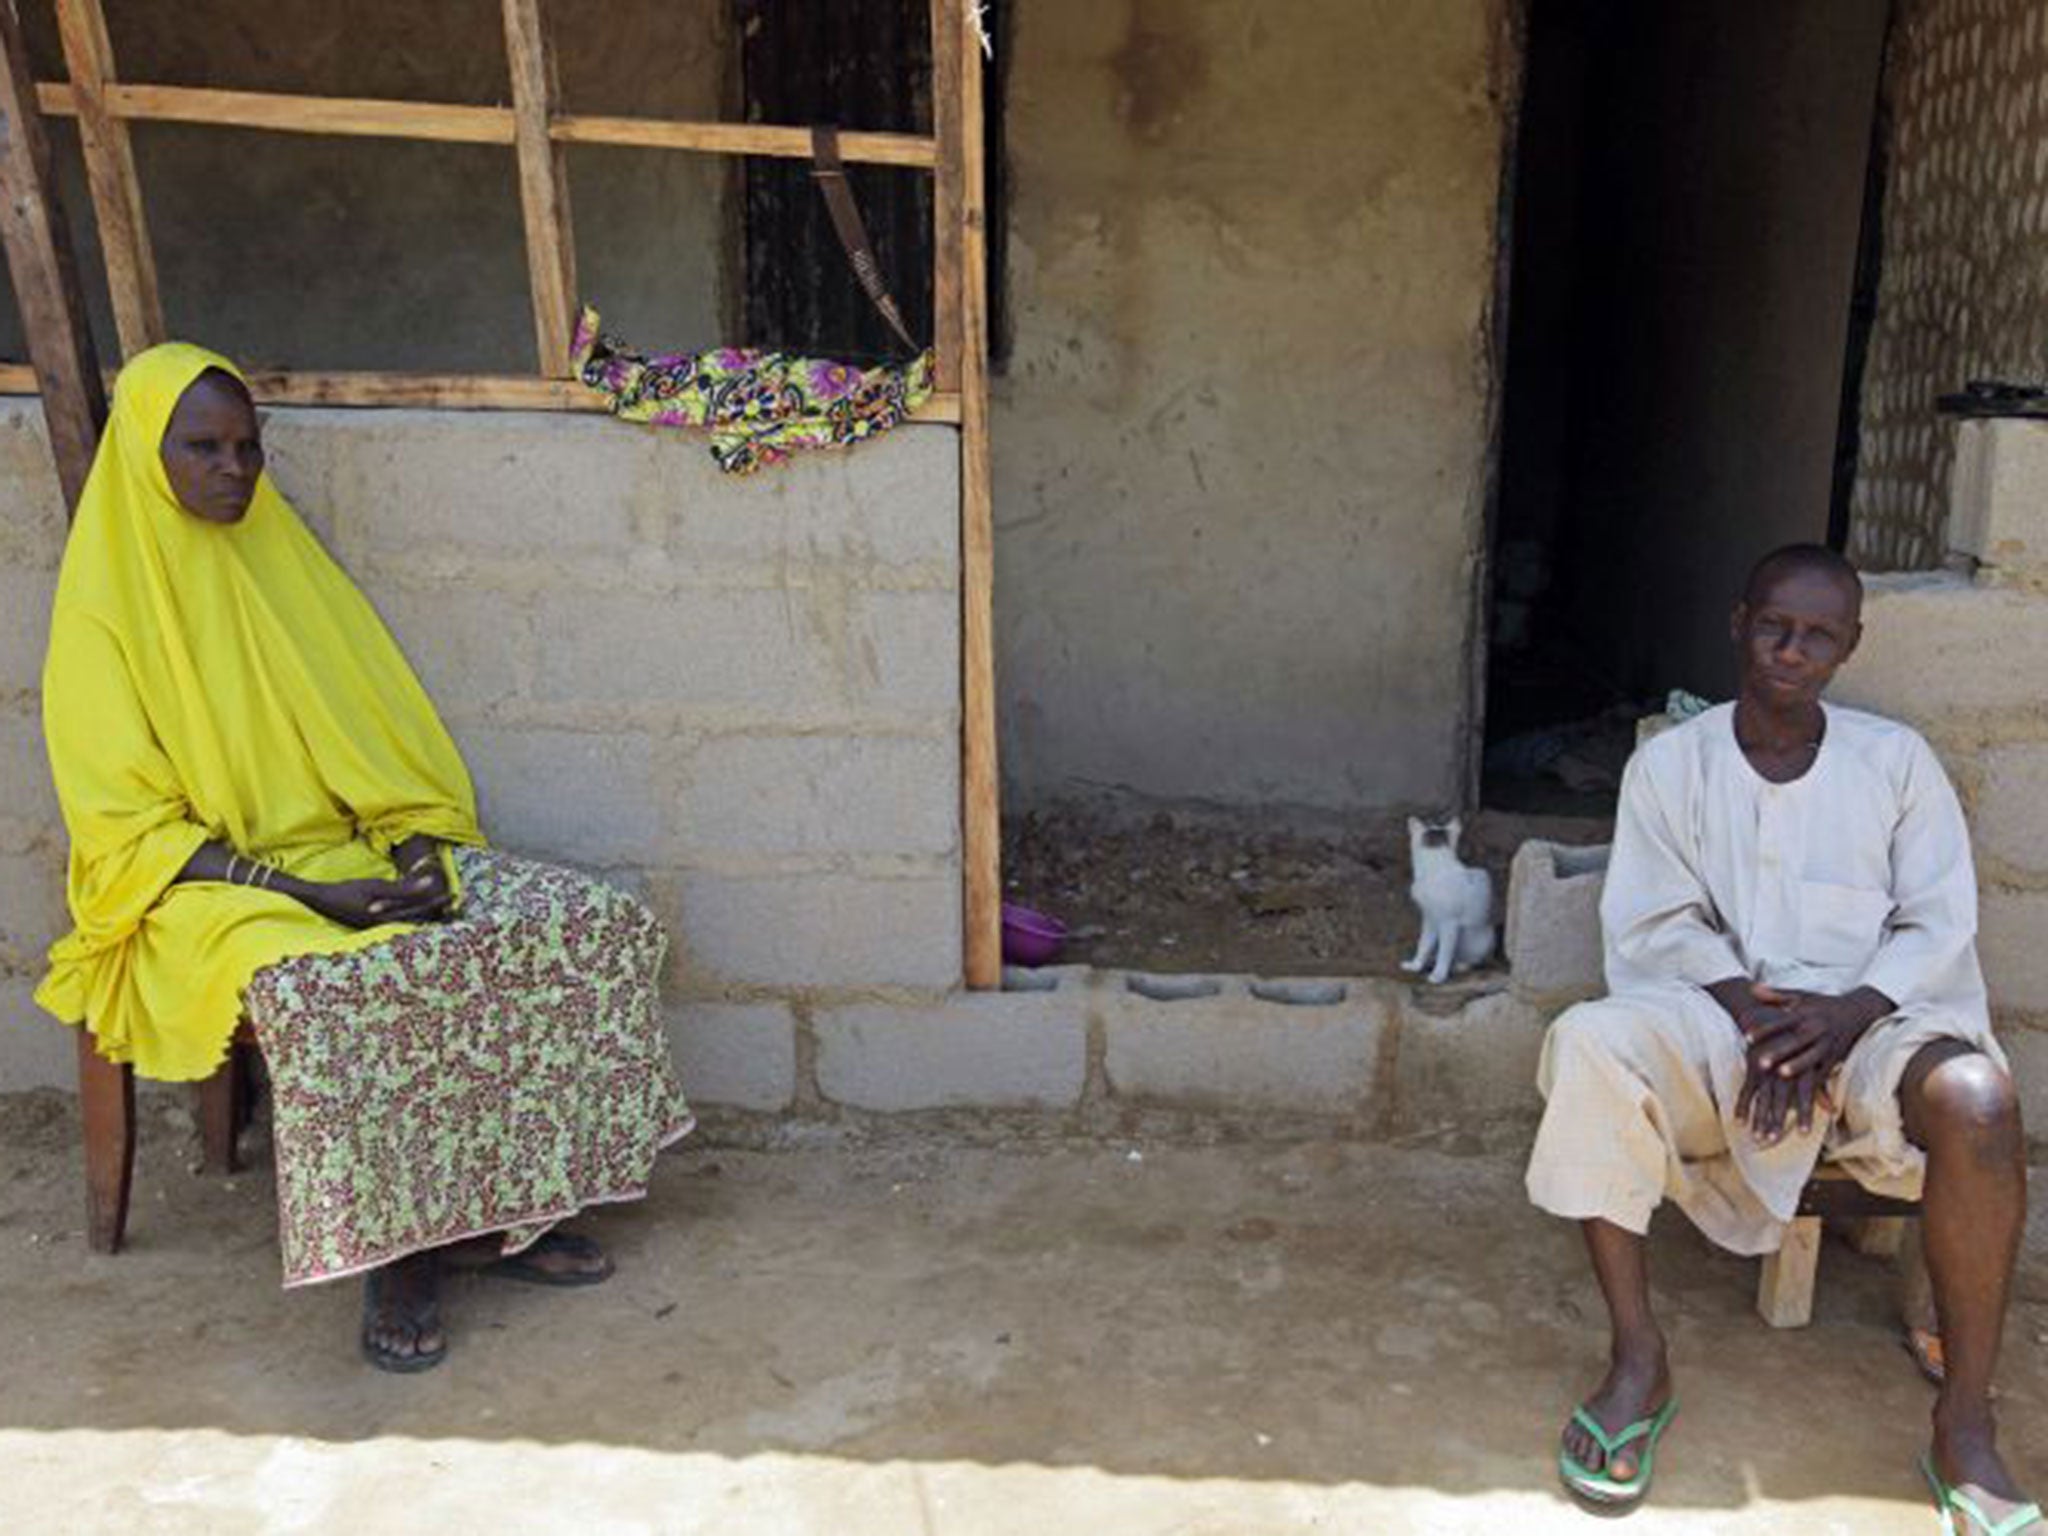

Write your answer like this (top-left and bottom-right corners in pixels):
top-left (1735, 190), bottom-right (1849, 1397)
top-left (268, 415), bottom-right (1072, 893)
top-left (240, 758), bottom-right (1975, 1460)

top-left (3, 1089), bottom-right (2043, 1532)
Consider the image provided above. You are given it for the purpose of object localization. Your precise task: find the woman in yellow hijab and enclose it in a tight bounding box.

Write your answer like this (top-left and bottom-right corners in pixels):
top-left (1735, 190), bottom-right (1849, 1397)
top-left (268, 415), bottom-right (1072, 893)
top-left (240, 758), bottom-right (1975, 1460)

top-left (39, 343), bottom-right (692, 1371)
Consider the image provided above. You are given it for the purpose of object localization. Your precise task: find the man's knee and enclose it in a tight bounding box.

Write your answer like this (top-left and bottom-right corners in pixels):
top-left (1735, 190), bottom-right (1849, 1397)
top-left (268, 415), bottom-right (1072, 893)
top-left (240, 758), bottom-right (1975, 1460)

top-left (1907, 1046), bottom-right (2023, 1151)
top-left (1541, 1004), bottom-right (1607, 1084)
top-left (1548, 1001), bottom-right (1625, 1058)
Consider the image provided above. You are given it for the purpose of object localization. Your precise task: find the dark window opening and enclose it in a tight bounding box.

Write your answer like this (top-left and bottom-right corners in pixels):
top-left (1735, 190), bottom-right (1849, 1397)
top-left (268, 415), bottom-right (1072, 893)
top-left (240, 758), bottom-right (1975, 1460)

top-left (735, 0), bottom-right (1007, 367)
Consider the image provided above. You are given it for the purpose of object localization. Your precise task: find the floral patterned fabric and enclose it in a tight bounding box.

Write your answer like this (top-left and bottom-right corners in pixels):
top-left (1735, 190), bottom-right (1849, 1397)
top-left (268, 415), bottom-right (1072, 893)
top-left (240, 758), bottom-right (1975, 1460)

top-left (242, 848), bottom-right (693, 1288)
top-left (571, 304), bottom-right (934, 475)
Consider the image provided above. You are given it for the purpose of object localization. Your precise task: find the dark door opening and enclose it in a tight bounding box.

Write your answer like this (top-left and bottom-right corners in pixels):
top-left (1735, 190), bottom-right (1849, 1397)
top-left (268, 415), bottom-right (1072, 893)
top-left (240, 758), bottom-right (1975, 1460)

top-left (1482, 0), bottom-right (1890, 814)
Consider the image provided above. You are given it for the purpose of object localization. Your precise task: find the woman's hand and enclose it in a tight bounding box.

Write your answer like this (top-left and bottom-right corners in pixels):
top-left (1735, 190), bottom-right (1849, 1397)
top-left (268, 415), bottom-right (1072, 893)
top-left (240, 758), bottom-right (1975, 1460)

top-left (289, 869), bottom-right (452, 930)
top-left (177, 834), bottom-right (455, 928)
top-left (391, 834), bottom-right (453, 913)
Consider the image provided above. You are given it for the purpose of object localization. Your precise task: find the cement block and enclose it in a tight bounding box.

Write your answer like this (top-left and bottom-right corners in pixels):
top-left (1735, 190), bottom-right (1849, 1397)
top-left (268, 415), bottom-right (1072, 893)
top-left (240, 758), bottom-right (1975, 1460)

top-left (532, 589), bottom-right (840, 714)
top-left (368, 583), bottom-right (527, 709)
top-left (1102, 978), bottom-right (1386, 1113)
top-left (1980, 889), bottom-right (2048, 1015)
top-left (1392, 989), bottom-right (1549, 1136)
top-left (0, 846), bottom-right (66, 974)
top-left (0, 405), bottom-right (66, 569)
top-left (255, 431), bottom-right (339, 550)
top-left (846, 592), bottom-right (959, 721)
top-left (0, 705), bottom-right (58, 835)
top-left (680, 870), bottom-right (962, 990)
top-left (1835, 574), bottom-right (2048, 724)
top-left (1947, 418), bottom-right (2048, 573)
top-left (1976, 745), bottom-right (2048, 876)
top-left (1503, 840), bottom-right (1609, 1000)
top-left (295, 411), bottom-right (642, 557)
top-left (666, 1001), bottom-right (797, 1112)
top-left (0, 974), bottom-right (74, 1092)
top-left (2001, 1026), bottom-right (2048, 1152)
top-left (674, 428), bottom-right (960, 572)
top-left (455, 725), bottom-right (669, 865)
top-left (815, 987), bottom-right (1088, 1110)
top-left (681, 735), bottom-right (958, 858)
top-left (0, 564), bottom-right (52, 694)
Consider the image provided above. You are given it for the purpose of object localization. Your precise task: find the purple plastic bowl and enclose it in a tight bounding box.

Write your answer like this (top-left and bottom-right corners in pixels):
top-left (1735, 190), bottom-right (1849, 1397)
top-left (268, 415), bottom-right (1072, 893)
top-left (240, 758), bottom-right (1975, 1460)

top-left (1001, 902), bottom-right (1068, 967)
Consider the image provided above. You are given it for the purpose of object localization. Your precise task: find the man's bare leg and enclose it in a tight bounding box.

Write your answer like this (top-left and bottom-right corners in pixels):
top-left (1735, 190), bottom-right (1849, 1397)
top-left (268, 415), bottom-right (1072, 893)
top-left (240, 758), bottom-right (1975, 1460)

top-left (1561, 1217), bottom-right (1673, 1482)
top-left (1902, 1041), bottom-right (2034, 1523)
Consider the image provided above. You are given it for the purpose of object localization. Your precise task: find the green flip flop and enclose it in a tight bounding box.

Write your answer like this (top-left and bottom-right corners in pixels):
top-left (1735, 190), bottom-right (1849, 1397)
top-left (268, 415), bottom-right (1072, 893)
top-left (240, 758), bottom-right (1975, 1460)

top-left (1558, 1398), bottom-right (1678, 1507)
top-left (1923, 1455), bottom-right (2045, 1536)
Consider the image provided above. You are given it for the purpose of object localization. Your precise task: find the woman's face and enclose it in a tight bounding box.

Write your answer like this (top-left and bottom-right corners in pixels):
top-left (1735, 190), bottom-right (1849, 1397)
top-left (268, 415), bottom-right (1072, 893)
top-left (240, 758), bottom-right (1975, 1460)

top-left (160, 370), bottom-right (264, 524)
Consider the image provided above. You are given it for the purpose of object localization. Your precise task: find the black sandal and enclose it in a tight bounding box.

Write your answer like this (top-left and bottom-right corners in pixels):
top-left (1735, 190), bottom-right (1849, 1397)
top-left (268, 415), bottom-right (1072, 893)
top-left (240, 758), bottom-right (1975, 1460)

top-left (479, 1230), bottom-right (615, 1288)
top-left (361, 1260), bottom-right (447, 1373)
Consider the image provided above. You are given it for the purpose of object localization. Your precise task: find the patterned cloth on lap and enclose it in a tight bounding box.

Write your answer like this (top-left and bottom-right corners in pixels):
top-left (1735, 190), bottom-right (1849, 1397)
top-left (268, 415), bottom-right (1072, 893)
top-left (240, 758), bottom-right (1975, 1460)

top-left (246, 849), bottom-right (694, 1287)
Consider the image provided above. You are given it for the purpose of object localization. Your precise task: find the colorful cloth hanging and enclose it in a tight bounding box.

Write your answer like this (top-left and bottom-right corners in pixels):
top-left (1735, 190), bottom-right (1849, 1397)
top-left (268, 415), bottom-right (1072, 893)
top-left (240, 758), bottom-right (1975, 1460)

top-left (571, 305), bottom-right (934, 475)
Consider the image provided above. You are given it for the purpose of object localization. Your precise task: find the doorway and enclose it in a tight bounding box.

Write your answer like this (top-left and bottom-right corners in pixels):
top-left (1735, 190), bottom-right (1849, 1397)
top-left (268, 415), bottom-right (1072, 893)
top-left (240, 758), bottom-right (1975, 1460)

top-left (1481, 0), bottom-right (1891, 813)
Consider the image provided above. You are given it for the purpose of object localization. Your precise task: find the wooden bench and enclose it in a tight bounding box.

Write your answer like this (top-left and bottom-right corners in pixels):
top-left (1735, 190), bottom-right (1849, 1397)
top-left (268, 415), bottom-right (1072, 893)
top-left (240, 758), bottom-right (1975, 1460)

top-left (1756, 1163), bottom-right (1925, 1328)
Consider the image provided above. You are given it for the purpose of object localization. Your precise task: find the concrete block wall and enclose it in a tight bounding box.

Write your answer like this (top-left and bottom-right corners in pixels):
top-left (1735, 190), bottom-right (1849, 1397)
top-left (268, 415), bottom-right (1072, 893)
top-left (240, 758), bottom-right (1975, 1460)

top-left (0, 409), bottom-right (68, 1092)
top-left (0, 396), bottom-right (1555, 1141)
top-left (1831, 418), bottom-right (2048, 1141)
top-left (800, 966), bottom-right (1550, 1145)
top-left (0, 402), bottom-right (965, 1102)
top-left (1832, 568), bottom-right (2048, 1053)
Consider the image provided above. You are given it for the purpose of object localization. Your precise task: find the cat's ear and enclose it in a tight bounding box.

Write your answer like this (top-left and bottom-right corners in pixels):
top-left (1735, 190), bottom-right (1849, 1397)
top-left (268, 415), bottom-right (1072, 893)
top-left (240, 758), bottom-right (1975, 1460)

top-left (1407, 816), bottom-right (1423, 837)
top-left (1446, 816), bottom-right (1463, 844)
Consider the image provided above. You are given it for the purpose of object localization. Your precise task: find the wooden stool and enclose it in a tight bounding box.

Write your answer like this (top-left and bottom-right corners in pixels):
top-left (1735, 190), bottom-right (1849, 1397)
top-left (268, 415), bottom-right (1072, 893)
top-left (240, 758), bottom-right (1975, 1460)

top-left (1756, 1163), bottom-right (1924, 1328)
top-left (77, 1022), bottom-right (257, 1254)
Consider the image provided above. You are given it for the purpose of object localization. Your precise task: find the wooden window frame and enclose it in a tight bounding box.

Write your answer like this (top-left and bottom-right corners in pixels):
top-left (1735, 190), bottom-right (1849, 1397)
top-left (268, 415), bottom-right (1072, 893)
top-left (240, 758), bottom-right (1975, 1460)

top-left (0, 0), bottom-right (1001, 987)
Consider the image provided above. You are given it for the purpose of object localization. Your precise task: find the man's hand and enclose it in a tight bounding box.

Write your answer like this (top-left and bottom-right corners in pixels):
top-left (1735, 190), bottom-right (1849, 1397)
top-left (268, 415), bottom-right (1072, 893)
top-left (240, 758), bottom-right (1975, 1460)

top-left (1745, 983), bottom-right (1894, 1081)
top-left (1710, 979), bottom-right (1893, 1144)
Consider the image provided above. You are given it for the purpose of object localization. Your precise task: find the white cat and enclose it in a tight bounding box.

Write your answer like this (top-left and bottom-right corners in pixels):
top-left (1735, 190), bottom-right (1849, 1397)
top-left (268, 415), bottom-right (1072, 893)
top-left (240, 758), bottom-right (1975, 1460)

top-left (1401, 815), bottom-right (1495, 984)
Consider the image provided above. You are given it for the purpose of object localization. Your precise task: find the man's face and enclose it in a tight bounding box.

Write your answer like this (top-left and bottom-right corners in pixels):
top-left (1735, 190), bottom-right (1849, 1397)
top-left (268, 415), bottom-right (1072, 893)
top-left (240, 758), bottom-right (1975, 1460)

top-left (1729, 567), bottom-right (1862, 708)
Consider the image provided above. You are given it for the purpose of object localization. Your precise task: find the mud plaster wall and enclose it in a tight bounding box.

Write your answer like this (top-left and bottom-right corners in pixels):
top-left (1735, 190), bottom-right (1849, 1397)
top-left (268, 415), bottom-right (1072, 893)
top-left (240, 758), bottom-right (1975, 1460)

top-left (1850, 0), bottom-right (2048, 571)
top-left (992, 0), bottom-right (1508, 817)
top-left (0, 0), bottom-right (730, 369)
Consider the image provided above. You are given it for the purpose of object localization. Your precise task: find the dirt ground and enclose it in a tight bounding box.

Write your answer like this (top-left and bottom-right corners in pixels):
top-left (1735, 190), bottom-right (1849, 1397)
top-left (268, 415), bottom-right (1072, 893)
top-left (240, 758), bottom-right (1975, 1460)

top-left (1001, 806), bottom-right (1613, 977)
top-left (5, 1091), bottom-right (2047, 1534)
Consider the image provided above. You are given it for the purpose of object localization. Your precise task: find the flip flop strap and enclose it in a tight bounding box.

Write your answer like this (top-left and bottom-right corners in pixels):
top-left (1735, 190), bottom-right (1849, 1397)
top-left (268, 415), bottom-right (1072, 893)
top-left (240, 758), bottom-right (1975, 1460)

top-left (1569, 1402), bottom-right (1668, 1457)
top-left (1947, 1489), bottom-right (2043, 1536)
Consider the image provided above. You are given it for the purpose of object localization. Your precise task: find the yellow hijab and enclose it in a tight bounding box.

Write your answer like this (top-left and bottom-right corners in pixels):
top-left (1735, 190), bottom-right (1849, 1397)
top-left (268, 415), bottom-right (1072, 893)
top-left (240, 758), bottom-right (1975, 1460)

top-left (37, 342), bottom-right (482, 1080)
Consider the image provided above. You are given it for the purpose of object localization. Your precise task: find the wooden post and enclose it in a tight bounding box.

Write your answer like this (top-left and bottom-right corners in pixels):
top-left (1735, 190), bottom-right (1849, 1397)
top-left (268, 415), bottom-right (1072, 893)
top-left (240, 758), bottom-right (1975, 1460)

top-left (941, 0), bottom-right (1001, 989)
top-left (929, 0), bottom-right (963, 394)
top-left (0, 0), bottom-right (106, 507)
top-left (76, 1032), bottom-right (133, 1253)
top-left (502, 0), bottom-right (578, 377)
top-left (197, 1047), bottom-right (242, 1175)
top-left (0, 0), bottom-right (117, 1245)
top-left (1898, 1220), bottom-right (1934, 1345)
top-left (1756, 1214), bottom-right (1823, 1328)
top-left (55, 0), bottom-right (162, 358)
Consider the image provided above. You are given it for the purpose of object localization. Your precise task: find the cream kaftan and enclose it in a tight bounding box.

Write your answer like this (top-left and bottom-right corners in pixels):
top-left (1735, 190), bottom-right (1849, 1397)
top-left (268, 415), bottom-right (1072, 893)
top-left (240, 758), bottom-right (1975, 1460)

top-left (1524, 702), bottom-right (2001, 1254)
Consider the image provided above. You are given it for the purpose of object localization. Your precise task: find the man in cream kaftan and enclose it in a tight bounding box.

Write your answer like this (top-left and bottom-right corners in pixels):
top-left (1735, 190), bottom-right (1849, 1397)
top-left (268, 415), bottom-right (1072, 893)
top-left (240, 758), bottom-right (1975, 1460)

top-left (1531, 545), bottom-right (2034, 1529)
top-left (1526, 699), bottom-right (2000, 1254)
